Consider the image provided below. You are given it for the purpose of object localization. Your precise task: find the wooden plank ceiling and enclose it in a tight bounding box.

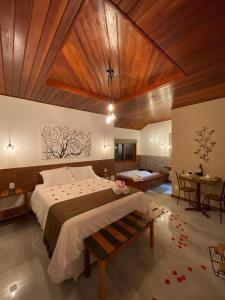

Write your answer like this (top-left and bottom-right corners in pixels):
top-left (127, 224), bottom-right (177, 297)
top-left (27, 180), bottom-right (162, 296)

top-left (0, 0), bottom-right (225, 129)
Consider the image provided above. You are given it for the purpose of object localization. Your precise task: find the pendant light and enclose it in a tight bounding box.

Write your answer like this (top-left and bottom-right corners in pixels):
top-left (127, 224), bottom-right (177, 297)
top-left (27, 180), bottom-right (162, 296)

top-left (106, 68), bottom-right (115, 124)
top-left (6, 130), bottom-right (15, 151)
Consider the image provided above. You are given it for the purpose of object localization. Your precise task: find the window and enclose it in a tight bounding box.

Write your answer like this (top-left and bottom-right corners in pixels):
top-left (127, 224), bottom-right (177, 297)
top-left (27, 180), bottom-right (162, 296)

top-left (114, 139), bottom-right (136, 161)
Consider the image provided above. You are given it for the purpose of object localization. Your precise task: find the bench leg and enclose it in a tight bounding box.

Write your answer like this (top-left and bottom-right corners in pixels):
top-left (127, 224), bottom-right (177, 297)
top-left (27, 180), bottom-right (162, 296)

top-left (99, 260), bottom-right (106, 300)
top-left (85, 244), bottom-right (90, 278)
top-left (150, 221), bottom-right (154, 248)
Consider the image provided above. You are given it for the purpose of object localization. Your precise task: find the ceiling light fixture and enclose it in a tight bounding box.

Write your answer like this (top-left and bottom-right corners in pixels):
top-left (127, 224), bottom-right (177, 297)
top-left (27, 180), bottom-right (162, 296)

top-left (106, 68), bottom-right (115, 124)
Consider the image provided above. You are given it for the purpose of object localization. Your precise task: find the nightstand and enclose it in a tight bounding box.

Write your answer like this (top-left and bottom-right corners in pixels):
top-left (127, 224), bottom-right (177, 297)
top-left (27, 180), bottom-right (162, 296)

top-left (98, 172), bottom-right (116, 181)
top-left (0, 188), bottom-right (28, 221)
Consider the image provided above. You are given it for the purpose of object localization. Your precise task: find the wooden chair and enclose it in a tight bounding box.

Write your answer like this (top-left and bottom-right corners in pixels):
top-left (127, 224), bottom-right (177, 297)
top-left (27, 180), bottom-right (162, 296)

top-left (203, 181), bottom-right (225, 224)
top-left (176, 172), bottom-right (196, 207)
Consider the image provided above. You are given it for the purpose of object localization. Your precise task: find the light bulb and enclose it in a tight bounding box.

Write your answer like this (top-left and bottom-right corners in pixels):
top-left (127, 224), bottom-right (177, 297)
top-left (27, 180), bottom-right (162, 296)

top-left (108, 103), bottom-right (114, 112)
top-left (106, 115), bottom-right (112, 124)
top-left (111, 112), bottom-right (116, 120)
top-left (6, 143), bottom-right (14, 151)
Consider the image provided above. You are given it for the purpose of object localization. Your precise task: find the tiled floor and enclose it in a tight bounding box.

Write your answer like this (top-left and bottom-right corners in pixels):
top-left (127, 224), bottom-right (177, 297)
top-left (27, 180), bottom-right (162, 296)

top-left (0, 192), bottom-right (225, 300)
top-left (150, 182), bottom-right (172, 195)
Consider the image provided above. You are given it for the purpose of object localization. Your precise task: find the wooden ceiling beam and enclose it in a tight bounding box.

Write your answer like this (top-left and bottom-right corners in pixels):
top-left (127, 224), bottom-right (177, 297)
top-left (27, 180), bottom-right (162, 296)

top-left (46, 78), bottom-right (108, 101)
top-left (117, 73), bottom-right (184, 102)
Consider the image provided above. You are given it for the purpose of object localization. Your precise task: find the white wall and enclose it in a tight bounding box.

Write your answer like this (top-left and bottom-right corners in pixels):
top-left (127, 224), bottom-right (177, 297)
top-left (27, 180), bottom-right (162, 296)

top-left (172, 97), bottom-right (225, 195)
top-left (114, 127), bottom-right (141, 155)
top-left (141, 120), bottom-right (171, 156)
top-left (0, 95), bottom-right (173, 169)
top-left (0, 95), bottom-right (114, 169)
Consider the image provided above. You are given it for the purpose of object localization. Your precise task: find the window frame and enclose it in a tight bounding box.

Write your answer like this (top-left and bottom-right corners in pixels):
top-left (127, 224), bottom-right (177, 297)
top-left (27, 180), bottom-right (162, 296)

top-left (114, 139), bottom-right (137, 162)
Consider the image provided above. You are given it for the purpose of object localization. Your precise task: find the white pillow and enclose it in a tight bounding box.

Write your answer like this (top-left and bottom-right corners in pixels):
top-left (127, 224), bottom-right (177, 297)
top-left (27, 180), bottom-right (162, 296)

top-left (40, 167), bottom-right (74, 187)
top-left (69, 166), bottom-right (96, 181)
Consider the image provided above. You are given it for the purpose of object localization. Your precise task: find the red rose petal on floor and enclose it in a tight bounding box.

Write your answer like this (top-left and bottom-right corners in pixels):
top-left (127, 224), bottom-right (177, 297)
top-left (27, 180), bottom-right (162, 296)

top-left (177, 277), bottom-right (182, 283)
top-left (152, 298), bottom-right (157, 300)
top-left (172, 271), bottom-right (177, 276)
top-left (179, 238), bottom-right (183, 241)
top-left (183, 243), bottom-right (187, 247)
top-left (187, 266), bottom-right (192, 272)
top-left (164, 279), bottom-right (171, 285)
top-left (181, 275), bottom-right (186, 280)
top-left (201, 265), bottom-right (207, 270)
top-left (178, 245), bottom-right (182, 248)
top-left (171, 237), bottom-right (175, 241)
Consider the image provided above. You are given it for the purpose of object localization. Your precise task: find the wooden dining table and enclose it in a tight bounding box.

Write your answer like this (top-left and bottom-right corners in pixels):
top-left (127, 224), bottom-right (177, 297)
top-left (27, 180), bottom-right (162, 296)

top-left (179, 174), bottom-right (220, 212)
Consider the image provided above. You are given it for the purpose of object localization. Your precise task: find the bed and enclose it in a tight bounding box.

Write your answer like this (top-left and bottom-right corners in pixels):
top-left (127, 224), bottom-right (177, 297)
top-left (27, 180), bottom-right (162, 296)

top-left (116, 169), bottom-right (169, 192)
top-left (31, 166), bottom-right (152, 283)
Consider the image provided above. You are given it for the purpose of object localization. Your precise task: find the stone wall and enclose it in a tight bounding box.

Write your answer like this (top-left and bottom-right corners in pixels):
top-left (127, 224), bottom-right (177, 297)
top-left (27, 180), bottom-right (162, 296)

top-left (140, 155), bottom-right (171, 173)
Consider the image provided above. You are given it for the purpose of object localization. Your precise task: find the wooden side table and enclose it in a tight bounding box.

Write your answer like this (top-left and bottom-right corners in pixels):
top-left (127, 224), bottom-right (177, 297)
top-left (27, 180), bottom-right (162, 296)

top-left (0, 188), bottom-right (28, 221)
top-left (98, 172), bottom-right (116, 181)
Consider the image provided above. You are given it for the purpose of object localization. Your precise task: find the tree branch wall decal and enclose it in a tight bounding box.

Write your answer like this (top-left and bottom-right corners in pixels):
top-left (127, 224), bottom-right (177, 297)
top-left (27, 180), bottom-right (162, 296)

top-left (41, 124), bottom-right (91, 159)
top-left (194, 126), bottom-right (216, 162)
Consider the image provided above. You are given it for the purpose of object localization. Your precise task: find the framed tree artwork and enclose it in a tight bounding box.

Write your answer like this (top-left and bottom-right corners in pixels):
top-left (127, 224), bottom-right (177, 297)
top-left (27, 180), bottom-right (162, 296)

top-left (41, 124), bottom-right (91, 159)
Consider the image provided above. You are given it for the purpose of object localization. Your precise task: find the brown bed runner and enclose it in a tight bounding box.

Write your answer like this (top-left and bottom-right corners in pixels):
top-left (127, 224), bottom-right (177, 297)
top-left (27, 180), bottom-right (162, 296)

top-left (43, 187), bottom-right (139, 257)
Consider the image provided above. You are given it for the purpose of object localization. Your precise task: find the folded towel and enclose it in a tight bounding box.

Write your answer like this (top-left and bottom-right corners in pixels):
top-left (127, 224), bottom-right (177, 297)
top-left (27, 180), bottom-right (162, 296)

top-left (133, 175), bottom-right (143, 182)
top-left (112, 180), bottom-right (129, 195)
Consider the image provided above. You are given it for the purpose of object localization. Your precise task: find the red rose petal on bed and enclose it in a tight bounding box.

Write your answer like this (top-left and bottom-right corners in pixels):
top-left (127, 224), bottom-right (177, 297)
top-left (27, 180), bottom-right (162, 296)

top-left (172, 271), bottom-right (177, 276)
top-left (181, 275), bottom-right (186, 281)
top-left (187, 266), bottom-right (192, 272)
top-left (52, 194), bottom-right (55, 196)
top-left (67, 193), bottom-right (70, 196)
top-left (177, 277), bottom-right (182, 283)
top-left (164, 279), bottom-right (171, 285)
top-left (201, 265), bottom-right (207, 270)
top-left (55, 198), bottom-right (58, 201)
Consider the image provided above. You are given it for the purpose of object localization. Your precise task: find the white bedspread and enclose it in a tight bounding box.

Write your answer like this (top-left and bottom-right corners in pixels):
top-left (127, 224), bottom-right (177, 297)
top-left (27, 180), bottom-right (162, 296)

top-left (118, 170), bottom-right (159, 180)
top-left (31, 176), bottom-right (150, 283)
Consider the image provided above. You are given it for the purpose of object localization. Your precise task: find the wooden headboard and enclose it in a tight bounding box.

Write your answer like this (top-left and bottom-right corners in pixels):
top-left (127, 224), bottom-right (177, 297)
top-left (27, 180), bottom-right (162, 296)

top-left (0, 157), bottom-right (140, 192)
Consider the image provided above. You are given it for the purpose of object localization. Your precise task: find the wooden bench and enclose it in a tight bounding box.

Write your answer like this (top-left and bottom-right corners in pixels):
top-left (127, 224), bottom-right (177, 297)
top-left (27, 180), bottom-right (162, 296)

top-left (84, 210), bottom-right (154, 300)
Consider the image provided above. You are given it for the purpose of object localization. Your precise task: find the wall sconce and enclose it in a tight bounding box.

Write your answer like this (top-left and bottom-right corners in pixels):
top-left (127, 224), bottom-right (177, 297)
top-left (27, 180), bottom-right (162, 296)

top-left (103, 143), bottom-right (110, 149)
top-left (6, 131), bottom-right (15, 151)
